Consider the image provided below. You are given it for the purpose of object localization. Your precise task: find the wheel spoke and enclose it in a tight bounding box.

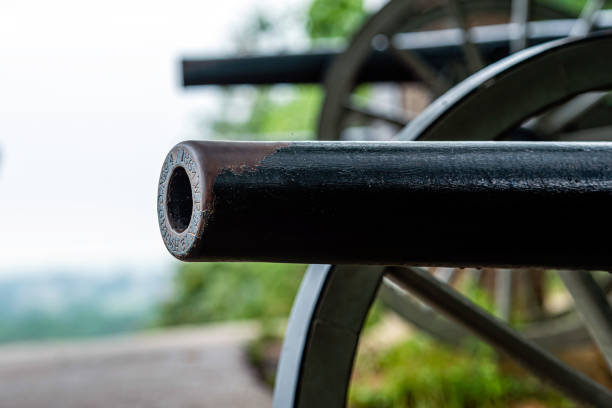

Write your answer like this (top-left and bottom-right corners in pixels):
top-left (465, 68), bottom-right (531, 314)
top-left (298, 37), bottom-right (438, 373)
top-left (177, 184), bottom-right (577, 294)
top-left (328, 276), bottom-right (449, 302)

top-left (558, 124), bottom-right (612, 141)
top-left (434, 267), bottom-right (458, 284)
top-left (526, 91), bottom-right (609, 138)
top-left (343, 101), bottom-right (411, 127)
top-left (495, 269), bottom-right (513, 321)
top-left (446, 0), bottom-right (485, 73)
top-left (385, 266), bottom-right (612, 406)
top-left (523, 268), bottom-right (547, 321)
top-left (522, 313), bottom-right (593, 351)
top-left (571, 0), bottom-right (605, 36)
top-left (388, 42), bottom-right (452, 96)
top-left (380, 277), bottom-right (471, 345)
top-left (510, 0), bottom-right (531, 53)
top-left (603, 275), bottom-right (612, 294)
top-left (524, 0), bottom-right (606, 138)
top-left (559, 270), bottom-right (612, 372)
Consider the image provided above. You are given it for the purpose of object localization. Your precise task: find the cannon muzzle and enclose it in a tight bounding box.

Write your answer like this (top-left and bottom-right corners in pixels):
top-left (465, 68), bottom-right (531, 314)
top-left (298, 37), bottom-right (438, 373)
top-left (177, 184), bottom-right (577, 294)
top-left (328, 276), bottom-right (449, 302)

top-left (157, 141), bottom-right (612, 270)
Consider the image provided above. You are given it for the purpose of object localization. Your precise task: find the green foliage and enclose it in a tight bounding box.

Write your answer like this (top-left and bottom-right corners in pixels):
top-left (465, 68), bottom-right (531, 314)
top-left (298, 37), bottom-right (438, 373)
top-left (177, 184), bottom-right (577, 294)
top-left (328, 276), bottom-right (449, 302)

top-left (538, 0), bottom-right (585, 14)
top-left (204, 0), bottom-right (368, 142)
top-left (539, 0), bottom-right (612, 15)
top-left (349, 335), bottom-right (573, 408)
top-left (210, 86), bottom-right (322, 140)
top-left (307, 0), bottom-right (366, 40)
top-left (362, 299), bottom-right (385, 331)
top-left (158, 263), bottom-right (305, 325)
top-left (164, 1), bottom-right (335, 328)
top-left (203, 0), bottom-right (368, 141)
top-left (458, 274), bottom-right (497, 316)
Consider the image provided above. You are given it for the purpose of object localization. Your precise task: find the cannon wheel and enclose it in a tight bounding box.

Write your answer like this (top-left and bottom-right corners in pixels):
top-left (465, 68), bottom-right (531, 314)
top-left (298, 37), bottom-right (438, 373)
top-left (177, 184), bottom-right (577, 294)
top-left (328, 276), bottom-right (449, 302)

top-left (317, 0), bottom-right (577, 141)
top-left (273, 33), bottom-right (612, 408)
top-left (318, 0), bottom-right (612, 350)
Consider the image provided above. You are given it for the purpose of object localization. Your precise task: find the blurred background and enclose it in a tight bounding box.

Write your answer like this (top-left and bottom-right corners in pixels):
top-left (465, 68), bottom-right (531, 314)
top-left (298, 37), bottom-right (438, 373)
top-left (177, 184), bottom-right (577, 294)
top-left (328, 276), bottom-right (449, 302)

top-left (0, 0), bottom-right (610, 407)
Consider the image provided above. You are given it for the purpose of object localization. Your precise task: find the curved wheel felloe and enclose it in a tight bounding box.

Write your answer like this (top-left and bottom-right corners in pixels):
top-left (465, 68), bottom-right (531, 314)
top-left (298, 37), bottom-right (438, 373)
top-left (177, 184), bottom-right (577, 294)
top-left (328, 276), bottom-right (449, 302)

top-left (274, 265), bottom-right (383, 408)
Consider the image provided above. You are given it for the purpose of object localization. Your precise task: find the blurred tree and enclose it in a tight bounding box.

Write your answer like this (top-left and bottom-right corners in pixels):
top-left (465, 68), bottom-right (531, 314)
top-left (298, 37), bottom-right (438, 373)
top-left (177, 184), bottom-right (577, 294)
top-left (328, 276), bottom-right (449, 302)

top-left (160, 1), bottom-right (369, 326)
top-left (200, 0), bottom-right (367, 141)
top-left (209, 85), bottom-right (321, 140)
top-left (158, 262), bottom-right (305, 325)
top-left (233, 12), bottom-right (274, 53)
top-left (307, 0), bottom-right (365, 40)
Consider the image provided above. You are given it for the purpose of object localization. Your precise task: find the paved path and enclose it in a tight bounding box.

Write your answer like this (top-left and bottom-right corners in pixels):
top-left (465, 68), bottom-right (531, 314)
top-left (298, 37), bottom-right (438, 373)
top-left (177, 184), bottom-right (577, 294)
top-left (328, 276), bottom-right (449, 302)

top-left (0, 323), bottom-right (272, 408)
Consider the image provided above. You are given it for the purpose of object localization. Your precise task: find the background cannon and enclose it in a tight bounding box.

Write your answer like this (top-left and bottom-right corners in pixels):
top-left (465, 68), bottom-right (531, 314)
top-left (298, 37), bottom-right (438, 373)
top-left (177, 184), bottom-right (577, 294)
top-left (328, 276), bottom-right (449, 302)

top-left (182, 11), bottom-right (612, 87)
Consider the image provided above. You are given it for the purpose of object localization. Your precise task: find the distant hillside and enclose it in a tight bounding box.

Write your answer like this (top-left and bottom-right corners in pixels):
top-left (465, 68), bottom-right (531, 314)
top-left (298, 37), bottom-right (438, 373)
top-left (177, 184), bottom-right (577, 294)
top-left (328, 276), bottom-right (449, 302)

top-left (0, 269), bottom-right (171, 343)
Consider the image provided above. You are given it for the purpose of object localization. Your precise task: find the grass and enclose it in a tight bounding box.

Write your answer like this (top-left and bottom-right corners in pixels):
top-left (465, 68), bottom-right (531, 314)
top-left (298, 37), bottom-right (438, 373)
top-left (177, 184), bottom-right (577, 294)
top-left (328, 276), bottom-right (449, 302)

top-left (349, 333), bottom-right (574, 408)
top-left (246, 318), bottom-right (575, 408)
top-left (347, 273), bottom-right (576, 407)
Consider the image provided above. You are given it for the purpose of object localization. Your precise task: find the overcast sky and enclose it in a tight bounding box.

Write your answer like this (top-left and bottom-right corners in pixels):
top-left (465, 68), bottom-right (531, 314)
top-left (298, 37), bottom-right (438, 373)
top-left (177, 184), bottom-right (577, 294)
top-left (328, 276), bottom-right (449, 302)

top-left (0, 0), bottom-right (309, 274)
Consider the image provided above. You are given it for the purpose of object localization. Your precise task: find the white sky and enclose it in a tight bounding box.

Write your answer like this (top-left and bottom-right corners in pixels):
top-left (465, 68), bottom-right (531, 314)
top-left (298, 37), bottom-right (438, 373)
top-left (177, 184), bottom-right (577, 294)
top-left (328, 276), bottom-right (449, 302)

top-left (0, 0), bottom-right (309, 274)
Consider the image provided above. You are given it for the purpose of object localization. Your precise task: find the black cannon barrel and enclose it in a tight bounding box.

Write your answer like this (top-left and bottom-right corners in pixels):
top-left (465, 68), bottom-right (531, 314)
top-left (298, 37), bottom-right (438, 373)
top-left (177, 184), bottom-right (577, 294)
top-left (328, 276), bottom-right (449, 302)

top-left (182, 16), bottom-right (612, 86)
top-left (157, 141), bottom-right (612, 270)
top-left (182, 52), bottom-right (335, 86)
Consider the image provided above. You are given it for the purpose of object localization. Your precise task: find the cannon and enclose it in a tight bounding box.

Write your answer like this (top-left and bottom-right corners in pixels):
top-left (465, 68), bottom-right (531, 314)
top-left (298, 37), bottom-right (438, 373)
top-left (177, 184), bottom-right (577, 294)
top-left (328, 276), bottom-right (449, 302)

top-left (170, 1), bottom-right (612, 406)
top-left (182, 13), bottom-right (612, 87)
